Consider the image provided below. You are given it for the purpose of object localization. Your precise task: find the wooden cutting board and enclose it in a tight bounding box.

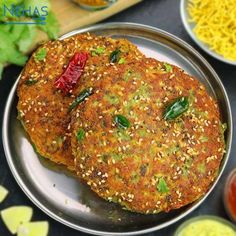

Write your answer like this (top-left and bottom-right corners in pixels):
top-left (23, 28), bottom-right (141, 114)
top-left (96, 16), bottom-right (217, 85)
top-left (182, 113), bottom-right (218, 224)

top-left (36, 0), bottom-right (142, 44)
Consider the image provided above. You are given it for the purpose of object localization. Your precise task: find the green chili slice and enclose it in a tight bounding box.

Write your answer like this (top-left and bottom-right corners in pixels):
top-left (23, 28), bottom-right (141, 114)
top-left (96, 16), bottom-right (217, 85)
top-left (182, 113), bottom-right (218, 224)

top-left (114, 114), bottom-right (130, 129)
top-left (91, 46), bottom-right (105, 56)
top-left (118, 58), bottom-right (125, 64)
top-left (69, 88), bottom-right (93, 111)
top-left (77, 128), bottom-right (85, 142)
top-left (163, 63), bottom-right (172, 72)
top-left (163, 97), bottom-right (189, 120)
top-left (110, 49), bottom-right (121, 63)
top-left (157, 177), bottom-right (169, 193)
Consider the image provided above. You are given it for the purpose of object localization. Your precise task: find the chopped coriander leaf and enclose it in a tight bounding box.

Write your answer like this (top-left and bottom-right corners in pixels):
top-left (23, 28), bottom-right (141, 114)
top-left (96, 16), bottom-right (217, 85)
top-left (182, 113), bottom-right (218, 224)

top-left (0, 64), bottom-right (3, 80)
top-left (35, 48), bottom-right (47, 61)
top-left (0, 31), bottom-right (27, 66)
top-left (163, 62), bottom-right (172, 72)
top-left (118, 58), bottom-right (125, 64)
top-left (36, 12), bottom-right (59, 40)
top-left (157, 177), bottom-right (169, 193)
top-left (9, 50), bottom-right (28, 65)
top-left (0, 1), bottom-right (60, 79)
top-left (91, 46), bottom-right (105, 56)
top-left (77, 129), bottom-right (85, 141)
top-left (24, 0), bottom-right (51, 13)
top-left (7, 25), bottom-right (24, 43)
top-left (16, 25), bottom-right (36, 53)
top-left (197, 163), bottom-right (206, 174)
top-left (91, 51), bottom-right (97, 57)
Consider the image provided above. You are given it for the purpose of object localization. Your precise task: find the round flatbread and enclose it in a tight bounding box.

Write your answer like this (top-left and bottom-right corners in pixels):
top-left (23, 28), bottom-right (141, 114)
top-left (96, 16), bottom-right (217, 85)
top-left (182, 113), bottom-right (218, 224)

top-left (17, 33), bottom-right (144, 170)
top-left (71, 58), bottom-right (225, 213)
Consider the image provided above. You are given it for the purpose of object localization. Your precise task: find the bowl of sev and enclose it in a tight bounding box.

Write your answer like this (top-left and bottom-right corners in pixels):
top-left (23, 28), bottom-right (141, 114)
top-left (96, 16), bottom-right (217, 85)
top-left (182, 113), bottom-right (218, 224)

top-left (180, 0), bottom-right (236, 65)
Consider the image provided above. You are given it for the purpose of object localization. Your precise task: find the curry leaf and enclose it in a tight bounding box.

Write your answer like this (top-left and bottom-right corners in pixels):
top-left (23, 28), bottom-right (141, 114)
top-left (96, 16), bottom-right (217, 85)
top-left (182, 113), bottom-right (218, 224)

top-left (157, 177), bottom-right (169, 193)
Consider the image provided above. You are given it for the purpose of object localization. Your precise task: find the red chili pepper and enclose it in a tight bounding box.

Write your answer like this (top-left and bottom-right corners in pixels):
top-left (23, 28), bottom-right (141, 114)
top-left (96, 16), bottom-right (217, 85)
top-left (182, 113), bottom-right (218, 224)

top-left (54, 52), bottom-right (88, 94)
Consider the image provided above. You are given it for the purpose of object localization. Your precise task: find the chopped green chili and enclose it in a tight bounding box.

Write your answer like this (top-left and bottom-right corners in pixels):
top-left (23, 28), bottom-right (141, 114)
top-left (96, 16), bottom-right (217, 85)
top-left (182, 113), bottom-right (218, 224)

top-left (34, 48), bottom-right (47, 61)
top-left (91, 46), bottom-right (105, 56)
top-left (77, 128), bottom-right (85, 142)
top-left (118, 58), bottom-right (125, 64)
top-left (157, 177), bottom-right (169, 193)
top-left (163, 63), bottom-right (172, 72)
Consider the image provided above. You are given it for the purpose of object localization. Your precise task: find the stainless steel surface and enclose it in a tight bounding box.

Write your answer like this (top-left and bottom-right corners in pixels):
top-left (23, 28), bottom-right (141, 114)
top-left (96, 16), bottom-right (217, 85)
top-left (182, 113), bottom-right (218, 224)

top-left (2, 22), bottom-right (233, 235)
top-left (174, 215), bottom-right (236, 236)
top-left (180, 0), bottom-right (236, 66)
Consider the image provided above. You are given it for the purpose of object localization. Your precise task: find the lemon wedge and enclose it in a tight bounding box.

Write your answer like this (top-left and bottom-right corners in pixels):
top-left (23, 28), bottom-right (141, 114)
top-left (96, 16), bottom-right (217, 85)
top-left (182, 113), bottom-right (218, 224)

top-left (1, 206), bottom-right (33, 234)
top-left (17, 221), bottom-right (49, 236)
top-left (0, 185), bottom-right (9, 203)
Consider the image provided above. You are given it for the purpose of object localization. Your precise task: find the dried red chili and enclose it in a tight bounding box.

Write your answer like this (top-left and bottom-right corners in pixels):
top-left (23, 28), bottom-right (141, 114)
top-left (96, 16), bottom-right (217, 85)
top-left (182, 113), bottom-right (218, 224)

top-left (54, 52), bottom-right (88, 94)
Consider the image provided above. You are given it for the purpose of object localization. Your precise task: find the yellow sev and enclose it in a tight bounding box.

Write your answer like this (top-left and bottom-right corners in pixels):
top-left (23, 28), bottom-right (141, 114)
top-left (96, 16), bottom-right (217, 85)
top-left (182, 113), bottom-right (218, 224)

top-left (187, 0), bottom-right (236, 61)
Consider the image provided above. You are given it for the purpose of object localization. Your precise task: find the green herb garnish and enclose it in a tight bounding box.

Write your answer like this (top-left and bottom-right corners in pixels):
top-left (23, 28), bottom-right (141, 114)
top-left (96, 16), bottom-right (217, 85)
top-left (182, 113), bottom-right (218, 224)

top-left (163, 63), bottom-right (172, 72)
top-left (77, 128), bottom-right (85, 142)
top-left (34, 48), bottom-right (47, 61)
top-left (221, 123), bottom-right (227, 133)
top-left (157, 177), bottom-right (169, 193)
top-left (110, 49), bottom-right (121, 63)
top-left (13, 24), bottom-right (37, 54)
top-left (163, 97), bottom-right (189, 120)
top-left (197, 163), bottom-right (206, 174)
top-left (199, 136), bottom-right (208, 143)
top-left (25, 79), bottom-right (38, 85)
top-left (118, 58), bottom-right (125, 64)
top-left (114, 115), bottom-right (130, 129)
top-left (0, 64), bottom-right (3, 80)
top-left (123, 69), bottom-right (132, 81)
top-left (69, 88), bottom-right (93, 111)
top-left (36, 11), bottom-right (59, 40)
top-left (91, 46), bottom-right (105, 56)
top-left (0, 29), bottom-right (27, 68)
top-left (0, 0), bottom-right (60, 79)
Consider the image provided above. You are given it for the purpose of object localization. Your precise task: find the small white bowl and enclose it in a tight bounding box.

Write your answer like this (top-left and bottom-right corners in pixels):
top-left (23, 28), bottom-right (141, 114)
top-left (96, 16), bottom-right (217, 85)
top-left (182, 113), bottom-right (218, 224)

top-left (180, 0), bottom-right (236, 66)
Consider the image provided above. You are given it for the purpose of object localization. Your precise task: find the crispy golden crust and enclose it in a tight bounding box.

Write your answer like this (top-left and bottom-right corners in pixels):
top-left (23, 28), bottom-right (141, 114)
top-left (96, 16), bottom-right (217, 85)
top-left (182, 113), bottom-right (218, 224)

top-left (71, 58), bottom-right (225, 214)
top-left (17, 33), bottom-right (143, 170)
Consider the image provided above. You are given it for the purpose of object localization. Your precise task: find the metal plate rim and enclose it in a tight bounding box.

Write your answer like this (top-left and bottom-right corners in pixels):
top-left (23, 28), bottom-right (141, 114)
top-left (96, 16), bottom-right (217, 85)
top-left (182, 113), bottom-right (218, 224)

top-left (2, 22), bottom-right (233, 236)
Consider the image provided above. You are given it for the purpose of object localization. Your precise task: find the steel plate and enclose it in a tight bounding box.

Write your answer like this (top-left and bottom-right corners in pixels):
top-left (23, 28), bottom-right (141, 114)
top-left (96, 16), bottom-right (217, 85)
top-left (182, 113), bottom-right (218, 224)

top-left (2, 23), bottom-right (233, 235)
